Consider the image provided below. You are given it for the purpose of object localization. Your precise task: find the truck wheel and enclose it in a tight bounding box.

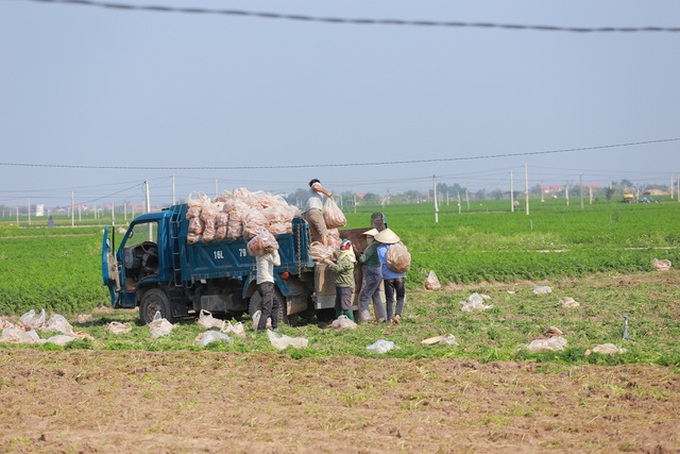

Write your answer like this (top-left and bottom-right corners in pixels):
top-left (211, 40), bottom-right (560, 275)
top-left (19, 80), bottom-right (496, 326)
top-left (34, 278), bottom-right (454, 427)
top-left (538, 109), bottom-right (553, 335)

top-left (249, 287), bottom-right (290, 326)
top-left (140, 289), bottom-right (173, 325)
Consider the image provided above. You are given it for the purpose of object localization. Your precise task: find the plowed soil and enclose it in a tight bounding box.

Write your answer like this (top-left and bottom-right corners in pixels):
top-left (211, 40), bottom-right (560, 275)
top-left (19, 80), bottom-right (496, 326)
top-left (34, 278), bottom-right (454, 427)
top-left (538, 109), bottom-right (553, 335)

top-left (1, 350), bottom-right (678, 453)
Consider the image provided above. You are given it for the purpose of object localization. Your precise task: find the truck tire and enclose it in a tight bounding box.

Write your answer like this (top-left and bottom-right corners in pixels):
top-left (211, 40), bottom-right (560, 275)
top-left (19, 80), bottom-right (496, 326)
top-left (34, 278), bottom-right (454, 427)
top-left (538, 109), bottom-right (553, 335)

top-left (248, 287), bottom-right (291, 326)
top-left (140, 288), bottom-right (173, 325)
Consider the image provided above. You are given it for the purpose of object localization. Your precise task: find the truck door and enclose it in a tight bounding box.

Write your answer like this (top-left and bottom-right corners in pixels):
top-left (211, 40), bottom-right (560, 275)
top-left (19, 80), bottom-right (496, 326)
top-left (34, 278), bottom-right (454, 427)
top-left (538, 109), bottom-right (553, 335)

top-left (120, 221), bottom-right (159, 295)
top-left (101, 226), bottom-right (121, 306)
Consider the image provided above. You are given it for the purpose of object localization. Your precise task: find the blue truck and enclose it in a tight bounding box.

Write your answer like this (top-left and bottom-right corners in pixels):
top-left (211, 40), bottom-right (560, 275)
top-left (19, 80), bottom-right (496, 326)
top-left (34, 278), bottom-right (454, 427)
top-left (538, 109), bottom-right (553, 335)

top-left (101, 203), bottom-right (369, 325)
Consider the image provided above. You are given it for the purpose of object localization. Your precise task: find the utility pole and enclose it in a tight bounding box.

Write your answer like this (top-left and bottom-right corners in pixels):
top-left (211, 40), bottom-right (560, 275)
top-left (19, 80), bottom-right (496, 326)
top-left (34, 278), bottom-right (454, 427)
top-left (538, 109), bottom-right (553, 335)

top-left (524, 163), bottom-right (529, 215)
top-left (433, 175), bottom-right (439, 223)
top-left (172, 174), bottom-right (176, 205)
top-left (510, 171), bottom-right (515, 212)
top-left (145, 179), bottom-right (152, 239)
top-left (580, 174), bottom-right (584, 209)
top-left (671, 175), bottom-right (673, 200)
top-left (71, 191), bottom-right (75, 227)
top-left (566, 184), bottom-right (570, 206)
top-left (27, 197), bottom-right (31, 226)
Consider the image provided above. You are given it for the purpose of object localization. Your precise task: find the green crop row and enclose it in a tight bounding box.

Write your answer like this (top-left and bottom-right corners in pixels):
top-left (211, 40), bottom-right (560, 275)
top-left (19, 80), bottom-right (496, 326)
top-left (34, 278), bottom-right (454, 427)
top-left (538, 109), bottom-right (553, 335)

top-left (0, 236), bottom-right (110, 314)
top-left (1, 199), bottom-right (679, 315)
top-left (346, 200), bottom-right (680, 285)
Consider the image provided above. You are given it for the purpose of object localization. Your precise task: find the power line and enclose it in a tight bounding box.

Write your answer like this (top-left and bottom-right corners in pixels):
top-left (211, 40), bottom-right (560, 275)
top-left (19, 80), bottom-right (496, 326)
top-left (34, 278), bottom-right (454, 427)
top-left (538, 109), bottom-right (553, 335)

top-left (1, 137), bottom-right (678, 171)
top-left (17, 0), bottom-right (680, 33)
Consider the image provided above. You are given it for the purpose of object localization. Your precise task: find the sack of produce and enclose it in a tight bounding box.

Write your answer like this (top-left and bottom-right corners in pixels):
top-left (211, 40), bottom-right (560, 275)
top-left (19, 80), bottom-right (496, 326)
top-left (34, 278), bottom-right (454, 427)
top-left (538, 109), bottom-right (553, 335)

top-left (242, 209), bottom-right (268, 240)
top-left (310, 241), bottom-right (334, 262)
top-left (247, 230), bottom-right (279, 257)
top-left (424, 270), bottom-right (441, 290)
top-left (322, 198), bottom-right (346, 229)
top-left (386, 243), bottom-right (411, 273)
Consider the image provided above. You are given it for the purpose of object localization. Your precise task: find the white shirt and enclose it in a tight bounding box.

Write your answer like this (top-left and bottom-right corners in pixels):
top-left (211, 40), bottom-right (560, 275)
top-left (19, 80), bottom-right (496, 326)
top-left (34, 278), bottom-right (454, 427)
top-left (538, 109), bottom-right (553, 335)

top-left (256, 250), bottom-right (281, 284)
top-left (303, 186), bottom-right (324, 213)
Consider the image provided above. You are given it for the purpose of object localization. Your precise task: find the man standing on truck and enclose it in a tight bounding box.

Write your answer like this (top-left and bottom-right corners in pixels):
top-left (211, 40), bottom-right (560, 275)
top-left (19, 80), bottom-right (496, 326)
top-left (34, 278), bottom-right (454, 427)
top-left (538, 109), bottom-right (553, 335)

top-left (302, 179), bottom-right (333, 247)
top-left (256, 246), bottom-right (281, 331)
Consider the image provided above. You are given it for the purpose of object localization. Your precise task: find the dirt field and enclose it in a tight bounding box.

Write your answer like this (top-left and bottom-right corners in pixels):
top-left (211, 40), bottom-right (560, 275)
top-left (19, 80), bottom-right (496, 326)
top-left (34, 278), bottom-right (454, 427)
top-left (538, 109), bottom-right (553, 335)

top-left (1, 350), bottom-right (678, 453)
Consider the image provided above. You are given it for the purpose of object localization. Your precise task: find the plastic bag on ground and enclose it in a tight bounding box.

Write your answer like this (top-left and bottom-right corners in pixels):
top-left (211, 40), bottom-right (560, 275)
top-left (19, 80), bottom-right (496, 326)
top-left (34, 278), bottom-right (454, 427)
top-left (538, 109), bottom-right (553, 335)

top-left (533, 285), bottom-right (552, 294)
top-left (527, 336), bottom-right (567, 351)
top-left (43, 334), bottom-right (77, 346)
top-left (560, 297), bottom-right (580, 308)
top-left (195, 330), bottom-right (234, 346)
top-left (421, 334), bottom-right (458, 346)
top-left (44, 314), bottom-right (74, 335)
top-left (42, 332), bottom-right (94, 346)
top-left (267, 329), bottom-right (308, 350)
top-left (149, 311), bottom-right (174, 338)
top-left (19, 309), bottom-right (46, 330)
top-left (331, 315), bottom-right (358, 330)
top-left (424, 270), bottom-right (441, 290)
top-left (0, 327), bottom-right (41, 344)
top-left (366, 339), bottom-right (398, 354)
top-left (591, 343), bottom-right (627, 355)
top-left (652, 258), bottom-right (672, 271)
top-left (108, 321), bottom-right (132, 334)
top-left (0, 318), bottom-right (15, 330)
top-left (251, 310), bottom-right (261, 331)
top-left (322, 197), bottom-right (347, 229)
top-left (75, 314), bottom-right (95, 324)
top-left (460, 292), bottom-right (493, 312)
top-left (197, 310), bottom-right (225, 330)
top-left (221, 320), bottom-right (246, 338)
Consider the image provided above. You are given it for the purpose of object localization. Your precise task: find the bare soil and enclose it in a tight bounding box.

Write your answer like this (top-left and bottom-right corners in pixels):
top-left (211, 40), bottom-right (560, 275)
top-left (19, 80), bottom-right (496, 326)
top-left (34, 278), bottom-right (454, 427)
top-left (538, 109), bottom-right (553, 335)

top-left (1, 350), bottom-right (678, 453)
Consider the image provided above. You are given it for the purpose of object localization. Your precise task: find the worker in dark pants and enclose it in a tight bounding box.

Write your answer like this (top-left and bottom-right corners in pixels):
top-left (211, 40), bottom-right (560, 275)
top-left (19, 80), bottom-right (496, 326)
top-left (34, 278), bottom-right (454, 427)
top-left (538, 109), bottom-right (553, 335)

top-left (324, 239), bottom-right (357, 321)
top-left (256, 247), bottom-right (281, 331)
top-left (358, 229), bottom-right (387, 322)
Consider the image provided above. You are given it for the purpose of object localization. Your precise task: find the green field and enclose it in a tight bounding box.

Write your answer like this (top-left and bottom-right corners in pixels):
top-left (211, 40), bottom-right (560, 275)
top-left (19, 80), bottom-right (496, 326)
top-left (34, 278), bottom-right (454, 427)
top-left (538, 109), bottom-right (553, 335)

top-left (1, 199), bottom-right (679, 314)
top-left (1, 200), bottom-right (679, 367)
top-left (349, 198), bottom-right (680, 284)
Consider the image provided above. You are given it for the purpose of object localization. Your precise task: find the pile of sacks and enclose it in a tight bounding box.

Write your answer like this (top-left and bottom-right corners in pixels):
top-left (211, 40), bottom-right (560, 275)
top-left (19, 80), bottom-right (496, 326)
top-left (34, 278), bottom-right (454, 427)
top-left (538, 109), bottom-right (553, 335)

top-left (0, 309), bottom-right (93, 346)
top-left (186, 189), bottom-right (302, 244)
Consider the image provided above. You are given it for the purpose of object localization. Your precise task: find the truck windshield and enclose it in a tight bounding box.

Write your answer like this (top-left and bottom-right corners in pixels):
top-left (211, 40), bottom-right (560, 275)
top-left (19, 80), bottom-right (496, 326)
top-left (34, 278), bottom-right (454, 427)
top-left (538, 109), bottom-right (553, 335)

top-left (127, 222), bottom-right (158, 248)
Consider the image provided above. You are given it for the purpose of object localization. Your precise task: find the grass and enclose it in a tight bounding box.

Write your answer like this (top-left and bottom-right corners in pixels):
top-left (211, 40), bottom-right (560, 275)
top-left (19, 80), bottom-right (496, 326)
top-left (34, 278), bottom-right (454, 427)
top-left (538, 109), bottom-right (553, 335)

top-left (1, 271), bottom-right (679, 368)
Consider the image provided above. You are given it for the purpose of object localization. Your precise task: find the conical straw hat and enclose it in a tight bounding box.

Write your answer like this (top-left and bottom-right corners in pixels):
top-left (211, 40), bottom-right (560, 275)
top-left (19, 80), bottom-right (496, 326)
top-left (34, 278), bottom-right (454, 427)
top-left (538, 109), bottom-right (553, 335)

top-left (374, 228), bottom-right (400, 244)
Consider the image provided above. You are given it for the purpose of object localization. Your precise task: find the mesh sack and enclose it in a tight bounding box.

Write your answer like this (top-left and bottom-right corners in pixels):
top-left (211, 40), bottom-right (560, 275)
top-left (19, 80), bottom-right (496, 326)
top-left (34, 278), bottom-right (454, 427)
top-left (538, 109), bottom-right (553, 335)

top-left (322, 198), bottom-right (346, 229)
top-left (386, 243), bottom-right (411, 273)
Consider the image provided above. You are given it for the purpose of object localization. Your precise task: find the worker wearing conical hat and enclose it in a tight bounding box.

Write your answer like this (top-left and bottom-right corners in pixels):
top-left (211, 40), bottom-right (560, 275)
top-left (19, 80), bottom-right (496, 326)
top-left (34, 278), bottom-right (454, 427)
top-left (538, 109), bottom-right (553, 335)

top-left (375, 228), bottom-right (405, 324)
top-left (357, 229), bottom-right (387, 322)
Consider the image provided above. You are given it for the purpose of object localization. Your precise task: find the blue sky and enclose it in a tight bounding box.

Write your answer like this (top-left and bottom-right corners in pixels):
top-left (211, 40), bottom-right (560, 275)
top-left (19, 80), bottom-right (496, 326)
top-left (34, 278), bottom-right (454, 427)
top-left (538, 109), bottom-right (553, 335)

top-left (1, 0), bottom-right (679, 209)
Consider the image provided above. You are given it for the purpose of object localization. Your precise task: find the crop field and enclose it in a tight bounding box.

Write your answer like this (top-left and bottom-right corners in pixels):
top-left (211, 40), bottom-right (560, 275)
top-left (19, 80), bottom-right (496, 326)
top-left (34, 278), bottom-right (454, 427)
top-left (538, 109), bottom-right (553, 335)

top-left (1, 200), bottom-right (679, 452)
